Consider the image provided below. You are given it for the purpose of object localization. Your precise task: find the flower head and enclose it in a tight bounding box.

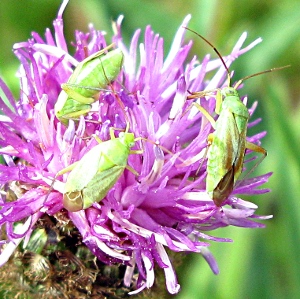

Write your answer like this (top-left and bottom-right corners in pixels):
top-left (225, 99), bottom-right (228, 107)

top-left (0, 0), bottom-right (272, 295)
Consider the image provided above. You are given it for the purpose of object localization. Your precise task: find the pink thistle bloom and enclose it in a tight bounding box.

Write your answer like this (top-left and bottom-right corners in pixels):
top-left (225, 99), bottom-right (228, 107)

top-left (0, 0), bottom-right (272, 295)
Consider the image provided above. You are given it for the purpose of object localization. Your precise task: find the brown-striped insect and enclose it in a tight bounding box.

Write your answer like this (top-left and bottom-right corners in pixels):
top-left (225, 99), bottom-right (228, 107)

top-left (184, 27), bottom-right (289, 206)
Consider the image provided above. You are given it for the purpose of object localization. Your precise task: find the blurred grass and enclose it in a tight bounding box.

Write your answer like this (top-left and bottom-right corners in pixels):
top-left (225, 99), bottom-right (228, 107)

top-left (0, 1), bottom-right (299, 298)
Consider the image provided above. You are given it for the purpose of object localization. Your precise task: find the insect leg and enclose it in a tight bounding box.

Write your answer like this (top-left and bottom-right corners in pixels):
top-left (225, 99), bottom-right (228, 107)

top-left (61, 84), bottom-right (95, 104)
top-left (235, 141), bottom-right (267, 186)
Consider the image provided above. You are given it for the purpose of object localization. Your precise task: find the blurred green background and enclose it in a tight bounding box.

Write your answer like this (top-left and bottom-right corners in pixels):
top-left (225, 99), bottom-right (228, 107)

top-left (0, 1), bottom-right (299, 298)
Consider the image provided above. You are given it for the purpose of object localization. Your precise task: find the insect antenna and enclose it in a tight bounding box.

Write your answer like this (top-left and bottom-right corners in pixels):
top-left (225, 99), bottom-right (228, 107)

top-left (101, 60), bottom-right (133, 133)
top-left (184, 27), bottom-right (290, 90)
top-left (233, 65), bottom-right (290, 89)
top-left (83, 43), bottom-right (115, 59)
top-left (183, 27), bottom-right (231, 85)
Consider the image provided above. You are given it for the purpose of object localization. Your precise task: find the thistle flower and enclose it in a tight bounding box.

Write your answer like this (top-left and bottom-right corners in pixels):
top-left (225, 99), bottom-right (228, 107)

top-left (0, 0), bottom-right (272, 296)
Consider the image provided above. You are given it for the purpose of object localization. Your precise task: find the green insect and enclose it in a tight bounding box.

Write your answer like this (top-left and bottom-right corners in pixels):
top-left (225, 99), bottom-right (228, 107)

top-left (49, 124), bottom-right (174, 212)
top-left (55, 44), bottom-right (124, 124)
top-left (185, 28), bottom-right (289, 206)
top-left (54, 126), bottom-right (141, 212)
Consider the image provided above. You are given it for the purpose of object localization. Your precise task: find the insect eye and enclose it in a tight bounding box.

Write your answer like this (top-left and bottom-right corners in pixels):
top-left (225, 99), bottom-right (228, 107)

top-left (222, 87), bottom-right (238, 97)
